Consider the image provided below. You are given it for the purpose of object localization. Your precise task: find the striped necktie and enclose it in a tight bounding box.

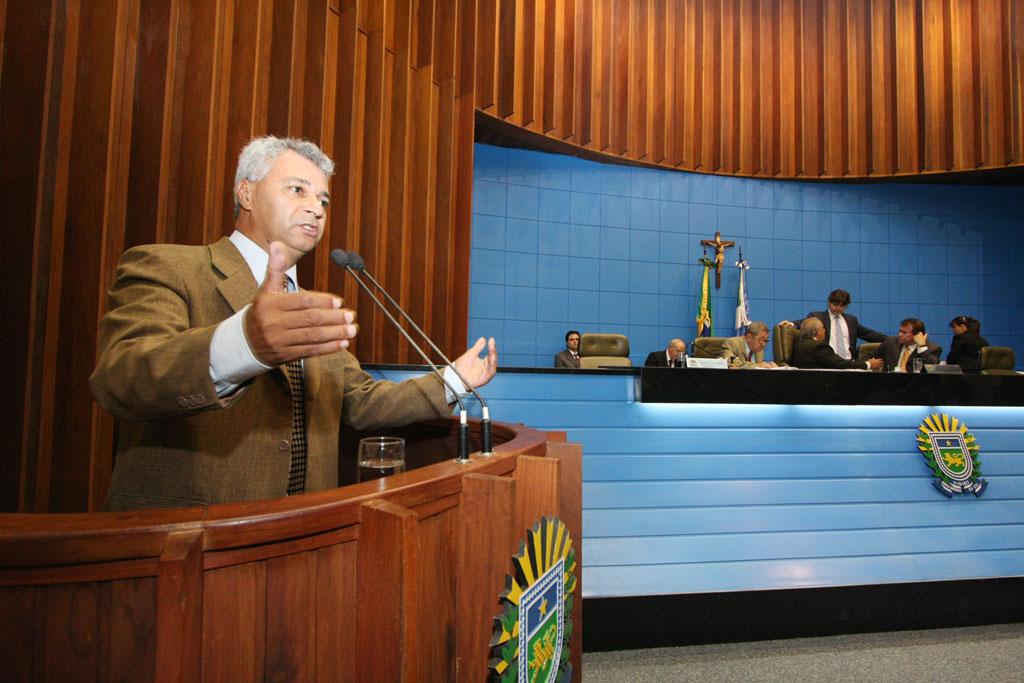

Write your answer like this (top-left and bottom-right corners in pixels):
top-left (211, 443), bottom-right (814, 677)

top-left (284, 276), bottom-right (308, 495)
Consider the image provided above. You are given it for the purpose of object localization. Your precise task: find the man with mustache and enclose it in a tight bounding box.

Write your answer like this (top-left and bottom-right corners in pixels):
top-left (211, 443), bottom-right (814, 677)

top-left (91, 136), bottom-right (497, 510)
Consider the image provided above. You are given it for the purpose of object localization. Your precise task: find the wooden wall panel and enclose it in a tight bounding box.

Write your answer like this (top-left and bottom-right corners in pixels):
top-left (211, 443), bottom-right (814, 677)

top-left (475, 0), bottom-right (1024, 178)
top-left (801, 0), bottom-right (823, 176)
top-left (379, 0), bottom-right (412, 358)
top-left (824, 0), bottom-right (847, 177)
top-left (593, 0), bottom-right (610, 151)
top-left (895, 0), bottom-right (922, 173)
top-left (922, 0), bottom-right (953, 171)
top-left (521, 0), bottom-right (537, 128)
top-left (651, 0), bottom-right (667, 164)
top-left (978, 0), bottom-right (1010, 166)
top-left (950, 0), bottom-right (980, 169)
top-left (629, 0), bottom-right (649, 160)
top-left (2, 0), bottom-right (55, 513)
top-left (846, 0), bottom-right (871, 177)
top-left (871, 0), bottom-right (898, 174)
top-left (573, 0), bottom-right (592, 147)
top-left (720, 0), bottom-right (738, 173)
top-left (779, 0), bottom-right (801, 176)
top-left (1013, 1), bottom-right (1024, 162)
top-left (758, 0), bottom-right (779, 175)
top-left (699, 0), bottom-right (720, 170)
top-left (737, 0), bottom-right (758, 175)
top-left (610, 0), bottom-right (629, 155)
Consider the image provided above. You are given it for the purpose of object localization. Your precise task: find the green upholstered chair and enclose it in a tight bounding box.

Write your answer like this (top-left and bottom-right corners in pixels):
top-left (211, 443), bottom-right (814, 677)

top-left (980, 346), bottom-right (1016, 375)
top-left (772, 324), bottom-right (801, 365)
top-left (692, 336), bottom-right (727, 359)
top-left (857, 342), bottom-right (881, 364)
top-left (578, 333), bottom-right (632, 368)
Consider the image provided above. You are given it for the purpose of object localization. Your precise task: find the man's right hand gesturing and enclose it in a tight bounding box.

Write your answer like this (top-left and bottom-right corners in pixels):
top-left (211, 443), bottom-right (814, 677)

top-left (244, 241), bottom-right (358, 365)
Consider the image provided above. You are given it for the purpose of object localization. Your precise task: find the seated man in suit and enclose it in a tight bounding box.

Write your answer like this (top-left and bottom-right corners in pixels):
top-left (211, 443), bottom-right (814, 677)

top-left (872, 318), bottom-right (942, 372)
top-left (718, 321), bottom-right (777, 368)
top-left (791, 318), bottom-right (883, 370)
top-left (645, 339), bottom-right (687, 367)
top-left (783, 289), bottom-right (885, 361)
top-left (553, 330), bottom-right (581, 368)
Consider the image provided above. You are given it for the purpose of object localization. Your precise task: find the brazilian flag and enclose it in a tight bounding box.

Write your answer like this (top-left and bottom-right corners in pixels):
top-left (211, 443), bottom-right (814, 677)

top-left (696, 255), bottom-right (714, 337)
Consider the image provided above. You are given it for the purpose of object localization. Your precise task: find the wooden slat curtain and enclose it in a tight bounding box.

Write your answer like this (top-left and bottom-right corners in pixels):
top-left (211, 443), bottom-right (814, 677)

top-left (4, 0), bottom-right (1022, 512)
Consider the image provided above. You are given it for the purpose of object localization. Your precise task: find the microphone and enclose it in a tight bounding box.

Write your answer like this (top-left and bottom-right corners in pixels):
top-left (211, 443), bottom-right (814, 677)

top-left (330, 249), bottom-right (474, 463)
top-left (338, 250), bottom-right (494, 456)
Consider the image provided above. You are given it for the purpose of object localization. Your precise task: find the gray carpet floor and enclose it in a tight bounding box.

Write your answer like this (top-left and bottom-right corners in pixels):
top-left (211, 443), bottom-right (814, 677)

top-left (582, 623), bottom-right (1024, 682)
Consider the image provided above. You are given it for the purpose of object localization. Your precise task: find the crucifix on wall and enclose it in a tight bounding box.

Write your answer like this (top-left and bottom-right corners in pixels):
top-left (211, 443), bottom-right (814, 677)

top-left (700, 231), bottom-right (735, 289)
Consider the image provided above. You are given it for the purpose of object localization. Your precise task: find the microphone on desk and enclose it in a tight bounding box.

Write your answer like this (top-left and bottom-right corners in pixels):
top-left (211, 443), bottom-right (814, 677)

top-left (330, 249), bottom-right (487, 462)
top-left (339, 250), bottom-right (494, 456)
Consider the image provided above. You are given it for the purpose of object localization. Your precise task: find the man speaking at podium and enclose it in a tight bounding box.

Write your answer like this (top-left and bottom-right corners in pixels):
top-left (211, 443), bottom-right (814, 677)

top-left (91, 136), bottom-right (497, 510)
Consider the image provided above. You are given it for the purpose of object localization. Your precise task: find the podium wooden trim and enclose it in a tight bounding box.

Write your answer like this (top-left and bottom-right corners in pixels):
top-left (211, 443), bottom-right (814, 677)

top-left (0, 419), bottom-right (582, 682)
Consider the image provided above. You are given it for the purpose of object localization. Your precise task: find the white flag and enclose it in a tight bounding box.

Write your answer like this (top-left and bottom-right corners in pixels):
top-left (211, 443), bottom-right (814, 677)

top-left (735, 252), bottom-right (751, 335)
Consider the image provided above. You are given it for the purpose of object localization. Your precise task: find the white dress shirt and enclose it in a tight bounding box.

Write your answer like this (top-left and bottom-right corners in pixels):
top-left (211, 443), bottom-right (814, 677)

top-left (209, 231), bottom-right (466, 401)
top-left (830, 313), bottom-right (851, 359)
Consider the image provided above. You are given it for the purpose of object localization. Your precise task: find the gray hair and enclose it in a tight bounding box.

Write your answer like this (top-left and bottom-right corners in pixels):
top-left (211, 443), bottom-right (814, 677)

top-left (233, 136), bottom-right (335, 218)
top-left (799, 317), bottom-right (824, 339)
top-left (745, 321), bottom-right (769, 338)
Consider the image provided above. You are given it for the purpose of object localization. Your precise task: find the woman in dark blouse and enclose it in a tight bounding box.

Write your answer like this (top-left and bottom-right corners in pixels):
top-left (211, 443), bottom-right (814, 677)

top-left (947, 315), bottom-right (988, 372)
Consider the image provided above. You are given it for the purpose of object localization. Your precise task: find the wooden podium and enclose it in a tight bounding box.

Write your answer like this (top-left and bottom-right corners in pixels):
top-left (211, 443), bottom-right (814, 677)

top-left (0, 419), bottom-right (582, 682)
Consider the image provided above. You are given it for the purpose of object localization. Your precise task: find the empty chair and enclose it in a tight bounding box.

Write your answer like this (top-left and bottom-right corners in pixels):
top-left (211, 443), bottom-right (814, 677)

top-left (980, 346), bottom-right (1016, 375)
top-left (857, 342), bottom-right (881, 365)
top-left (578, 333), bottom-right (632, 368)
top-left (692, 336), bottom-right (728, 359)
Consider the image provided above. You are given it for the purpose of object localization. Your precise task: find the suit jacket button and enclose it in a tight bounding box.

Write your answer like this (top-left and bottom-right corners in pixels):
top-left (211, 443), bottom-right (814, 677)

top-left (278, 440), bottom-right (290, 452)
top-left (177, 397), bottom-right (189, 408)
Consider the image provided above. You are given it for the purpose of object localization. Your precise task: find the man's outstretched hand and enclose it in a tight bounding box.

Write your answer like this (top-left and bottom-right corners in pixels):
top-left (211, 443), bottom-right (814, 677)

top-left (452, 337), bottom-right (498, 389)
top-left (244, 241), bottom-right (358, 365)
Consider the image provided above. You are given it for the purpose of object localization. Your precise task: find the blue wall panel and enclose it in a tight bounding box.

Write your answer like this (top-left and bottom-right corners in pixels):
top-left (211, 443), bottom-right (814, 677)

top-left (372, 369), bottom-right (1024, 598)
top-left (471, 144), bottom-right (1024, 368)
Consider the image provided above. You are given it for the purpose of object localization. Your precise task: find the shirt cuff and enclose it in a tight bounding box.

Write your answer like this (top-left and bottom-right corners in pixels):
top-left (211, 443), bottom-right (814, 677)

top-left (209, 305), bottom-right (273, 396)
top-left (442, 365), bottom-right (468, 404)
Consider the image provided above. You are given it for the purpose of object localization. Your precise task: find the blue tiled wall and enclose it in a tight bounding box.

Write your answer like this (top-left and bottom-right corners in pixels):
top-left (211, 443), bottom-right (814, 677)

top-left (469, 143), bottom-right (1024, 368)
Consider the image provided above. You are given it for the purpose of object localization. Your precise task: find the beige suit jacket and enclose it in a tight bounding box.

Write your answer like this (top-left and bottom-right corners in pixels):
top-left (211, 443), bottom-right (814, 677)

top-left (719, 335), bottom-right (765, 368)
top-left (90, 237), bottom-right (451, 510)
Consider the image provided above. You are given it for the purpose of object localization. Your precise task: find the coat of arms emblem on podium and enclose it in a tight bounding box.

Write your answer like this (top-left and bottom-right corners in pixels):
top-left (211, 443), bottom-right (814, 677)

top-left (489, 516), bottom-right (577, 682)
top-left (917, 413), bottom-right (987, 497)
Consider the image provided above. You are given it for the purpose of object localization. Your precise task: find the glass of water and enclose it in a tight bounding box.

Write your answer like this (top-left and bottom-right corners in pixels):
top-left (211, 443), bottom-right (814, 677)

top-left (357, 436), bottom-right (406, 482)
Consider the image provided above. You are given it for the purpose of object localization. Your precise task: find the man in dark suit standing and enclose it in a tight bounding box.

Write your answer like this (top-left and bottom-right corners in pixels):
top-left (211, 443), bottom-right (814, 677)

top-left (791, 318), bottom-right (883, 370)
top-left (554, 330), bottom-right (581, 368)
top-left (788, 289), bottom-right (885, 361)
top-left (645, 339), bottom-right (687, 367)
top-left (873, 318), bottom-right (943, 372)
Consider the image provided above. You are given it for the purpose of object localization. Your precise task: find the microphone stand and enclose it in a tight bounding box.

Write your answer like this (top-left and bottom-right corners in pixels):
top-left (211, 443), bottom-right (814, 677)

top-left (331, 251), bottom-right (472, 463)
top-left (339, 250), bottom-right (494, 456)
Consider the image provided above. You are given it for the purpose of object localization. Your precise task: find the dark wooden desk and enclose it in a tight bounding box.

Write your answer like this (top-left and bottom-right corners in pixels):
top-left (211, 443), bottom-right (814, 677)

top-left (639, 366), bottom-right (1024, 406)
